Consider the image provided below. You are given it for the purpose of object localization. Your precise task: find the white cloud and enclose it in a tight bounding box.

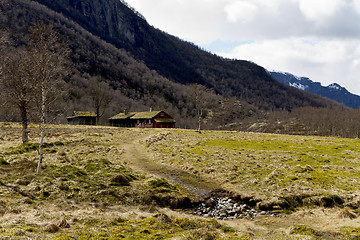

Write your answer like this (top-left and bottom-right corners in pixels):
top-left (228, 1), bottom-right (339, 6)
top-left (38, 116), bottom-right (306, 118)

top-left (352, 0), bottom-right (360, 13)
top-left (224, 1), bottom-right (258, 23)
top-left (293, 0), bottom-right (344, 21)
top-left (259, 0), bottom-right (281, 12)
top-left (220, 38), bottom-right (349, 68)
top-left (127, 0), bottom-right (360, 41)
top-left (218, 38), bottom-right (360, 94)
top-left (126, 0), bottom-right (224, 44)
top-left (125, 0), bottom-right (360, 94)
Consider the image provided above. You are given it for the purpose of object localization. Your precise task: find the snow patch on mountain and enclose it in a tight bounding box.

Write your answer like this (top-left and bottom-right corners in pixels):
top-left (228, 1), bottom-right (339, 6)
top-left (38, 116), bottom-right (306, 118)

top-left (328, 83), bottom-right (341, 90)
top-left (289, 82), bottom-right (308, 91)
top-left (269, 70), bottom-right (360, 109)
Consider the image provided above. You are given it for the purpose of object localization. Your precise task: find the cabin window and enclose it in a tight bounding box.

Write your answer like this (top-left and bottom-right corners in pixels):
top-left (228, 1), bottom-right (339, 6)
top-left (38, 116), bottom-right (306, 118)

top-left (161, 113), bottom-right (164, 117)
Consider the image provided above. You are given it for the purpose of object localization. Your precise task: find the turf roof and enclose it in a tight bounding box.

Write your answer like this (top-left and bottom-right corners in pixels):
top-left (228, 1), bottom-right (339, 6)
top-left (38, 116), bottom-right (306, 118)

top-left (67, 111), bottom-right (97, 119)
top-left (110, 111), bottom-right (165, 120)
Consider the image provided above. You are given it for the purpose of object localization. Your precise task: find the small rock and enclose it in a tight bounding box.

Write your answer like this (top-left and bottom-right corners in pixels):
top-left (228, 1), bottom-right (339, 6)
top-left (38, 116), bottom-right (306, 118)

top-left (58, 183), bottom-right (69, 191)
top-left (44, 223), bottom-right (60, 233)
top-left (153, 213), bottom-right (172, 224)
top-left (58, 219), bottom-right (70, 228)
top-left (20, 197), bottom-right (33, 204)
top-left (15, 179), bottom-right (31, 186)
top-left (41, 191), bottom-right (51, 198)
top-left (110, 174), bottom-right (130, 186)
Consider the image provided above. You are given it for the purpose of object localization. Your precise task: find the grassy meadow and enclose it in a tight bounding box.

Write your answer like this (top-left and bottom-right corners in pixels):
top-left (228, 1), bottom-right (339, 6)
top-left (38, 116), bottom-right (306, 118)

top-left (1, 122), bottom-right (360, 239)
top-left (146, 131), bottom-right (360, 205)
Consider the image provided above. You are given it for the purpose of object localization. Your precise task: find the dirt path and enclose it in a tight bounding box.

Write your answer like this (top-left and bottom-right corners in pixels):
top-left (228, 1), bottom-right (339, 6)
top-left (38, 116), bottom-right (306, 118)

top-left (121, 131), bottom-right (219, 199)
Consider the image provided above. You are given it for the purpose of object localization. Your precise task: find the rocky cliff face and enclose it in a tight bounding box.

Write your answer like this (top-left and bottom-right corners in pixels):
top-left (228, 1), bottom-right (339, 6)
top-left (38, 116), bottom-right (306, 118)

top-left (36, 0), bottom-right (143, 46)
top-left (35, 0), bottom-right (206, 85)
top-left (69, 0), bottom-right (135, 41)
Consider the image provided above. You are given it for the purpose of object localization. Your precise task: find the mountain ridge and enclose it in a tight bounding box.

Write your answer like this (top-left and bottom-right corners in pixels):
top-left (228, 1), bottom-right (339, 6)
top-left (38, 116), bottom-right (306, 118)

top-left (270, 71), bottom-right (360, 109)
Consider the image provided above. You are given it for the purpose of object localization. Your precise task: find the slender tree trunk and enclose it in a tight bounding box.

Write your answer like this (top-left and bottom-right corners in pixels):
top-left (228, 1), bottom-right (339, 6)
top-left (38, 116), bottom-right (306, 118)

top-left (96, 105), bottom-right (100, 125)
top-left (19, 102), bottom-right (29, 143)
top-left (36, 120), bottom-right (45, 174)
top-left (36, 80), bottom-right (46, 174)
top-left (89, 76), bottom-right (112, 126)
top-left (197, 109), bottom-right (202, 133)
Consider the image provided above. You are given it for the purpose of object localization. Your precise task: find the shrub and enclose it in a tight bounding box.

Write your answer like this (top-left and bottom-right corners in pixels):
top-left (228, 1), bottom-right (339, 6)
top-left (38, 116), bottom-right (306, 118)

top-left (290, 225), bottom-right (320, 237)
top-left (0, 158), bottom-right (9, 165)
top-left (149, 178), bottom-right (175, 190)
top-left (44, 223), bottom-right (60, 233)
top-left (321, 195), bottom-right (344, 208)
top-left (110, 174), bottom-right (130, 186)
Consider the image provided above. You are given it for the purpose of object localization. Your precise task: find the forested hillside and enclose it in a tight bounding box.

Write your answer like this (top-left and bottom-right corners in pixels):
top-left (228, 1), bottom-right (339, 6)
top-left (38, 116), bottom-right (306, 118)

top-left (0, 0), bottom-right (217, 127)
top-left (1, 0), bottom-right (356, 134)
top-left (33, 0), bottom-right (337, 111)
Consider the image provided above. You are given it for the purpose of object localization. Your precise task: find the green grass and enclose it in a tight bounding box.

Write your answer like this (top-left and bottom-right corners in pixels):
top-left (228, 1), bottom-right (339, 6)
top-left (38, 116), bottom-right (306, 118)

top-left (51, 216), bottom-right (240, 240)
top-left (2, 123), bottom-right (360, 239)
top-left (290, 225), bottom-right (322, 238)
top-left (342, 227), bottom-right (360, 239)
top-left (0, 214), bottom-right (242, 239)
top-left (146, 130), bottom-right (360, 202)
top-left (6, 141), bottom-right (65, 155)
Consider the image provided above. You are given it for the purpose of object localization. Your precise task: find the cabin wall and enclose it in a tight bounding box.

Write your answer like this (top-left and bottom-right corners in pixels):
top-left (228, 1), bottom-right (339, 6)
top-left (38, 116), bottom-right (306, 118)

top-left (110, 111), bottom-right (175, 128)
top-left (68, 117), bottom-right (96, 125)
top-left (135, 119), bottom-right (154, 128)
top-left (154, 122), bottom-right (175, 128)
top-left (109, 119), bottom-right (134, 127)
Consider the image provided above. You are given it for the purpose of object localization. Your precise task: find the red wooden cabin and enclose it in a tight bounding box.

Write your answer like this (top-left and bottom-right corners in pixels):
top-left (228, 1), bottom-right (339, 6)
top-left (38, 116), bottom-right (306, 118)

top-left (109, 110), bottom-right (176, 128)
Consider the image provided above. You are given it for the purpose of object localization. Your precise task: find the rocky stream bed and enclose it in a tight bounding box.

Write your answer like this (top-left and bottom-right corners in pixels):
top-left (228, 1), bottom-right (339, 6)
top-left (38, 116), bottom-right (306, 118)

top-left (194, 197), bottom-right (280, 220)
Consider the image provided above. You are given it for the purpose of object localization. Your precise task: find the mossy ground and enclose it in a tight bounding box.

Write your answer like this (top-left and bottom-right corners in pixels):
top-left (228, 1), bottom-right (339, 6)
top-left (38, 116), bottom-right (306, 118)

top-left (146, 130), bottom-right (360, 202)
top-left (1, 123), bottom-right (360, 239)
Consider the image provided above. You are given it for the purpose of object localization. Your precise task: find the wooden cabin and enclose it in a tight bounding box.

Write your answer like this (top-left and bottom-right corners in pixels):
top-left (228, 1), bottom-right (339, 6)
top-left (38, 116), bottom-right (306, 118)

top-left (66, 111), bottom-right (96, 125)
top-left (109, 110), bottom-right (175, 128)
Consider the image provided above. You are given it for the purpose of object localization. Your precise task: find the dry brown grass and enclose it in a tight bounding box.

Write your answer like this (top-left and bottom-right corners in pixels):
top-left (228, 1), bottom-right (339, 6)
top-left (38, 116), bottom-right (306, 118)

top-left (1, 122), bottom-right (360, 239)
top-left (338, 207), bottom-right (358, 219)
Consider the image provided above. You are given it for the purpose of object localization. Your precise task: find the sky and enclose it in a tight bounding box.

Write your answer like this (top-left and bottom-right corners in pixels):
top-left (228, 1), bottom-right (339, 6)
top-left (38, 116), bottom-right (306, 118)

top-left (125, 0), bottom-right (360, 95)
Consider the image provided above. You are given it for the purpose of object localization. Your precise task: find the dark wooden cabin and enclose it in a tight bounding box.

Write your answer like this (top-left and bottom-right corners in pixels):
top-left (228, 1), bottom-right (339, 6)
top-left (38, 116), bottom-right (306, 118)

top-left (66, 111), bottom-right (96, 125)
top-left (109, 110), bottom-right (175, 128)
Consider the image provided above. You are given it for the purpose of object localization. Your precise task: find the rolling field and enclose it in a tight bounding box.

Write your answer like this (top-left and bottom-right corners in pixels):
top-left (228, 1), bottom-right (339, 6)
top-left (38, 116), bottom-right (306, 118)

top-left (1, 122), bottom-right (360, 239)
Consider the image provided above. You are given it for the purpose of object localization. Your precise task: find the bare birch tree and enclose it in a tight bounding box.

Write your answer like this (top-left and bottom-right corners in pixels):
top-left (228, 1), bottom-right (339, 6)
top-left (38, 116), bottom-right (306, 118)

top-left (26, 21), bottom-right (69, 173)
top-left (0, 30), bottom-right (36, 143)
top-left (1, 49), bottom-right (35, 143)
top-left (190, 84), bottom-right (213, 133)
top-left (88, 76), bottom-right (112, 125)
